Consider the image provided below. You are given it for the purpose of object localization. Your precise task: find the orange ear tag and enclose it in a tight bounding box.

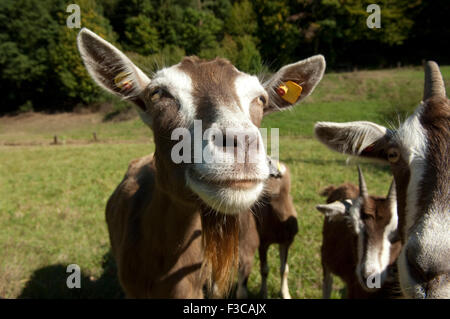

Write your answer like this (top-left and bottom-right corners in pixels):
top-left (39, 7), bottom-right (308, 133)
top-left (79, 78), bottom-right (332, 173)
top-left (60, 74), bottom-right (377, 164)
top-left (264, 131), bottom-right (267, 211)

top-left (114, 72), bottom-right (133, 90)
top-left (276, 81), bottom-right (303, 104)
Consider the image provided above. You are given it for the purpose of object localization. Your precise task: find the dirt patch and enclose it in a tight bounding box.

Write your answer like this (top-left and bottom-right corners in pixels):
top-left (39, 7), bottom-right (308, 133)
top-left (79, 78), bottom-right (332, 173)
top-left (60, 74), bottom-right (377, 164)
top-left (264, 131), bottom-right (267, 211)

top-left (0, 139), bottom-right (151, 147)
top-left (0, 111), bottom-right (148, 146)
top-left (0, 112), bottom-right (104, 134)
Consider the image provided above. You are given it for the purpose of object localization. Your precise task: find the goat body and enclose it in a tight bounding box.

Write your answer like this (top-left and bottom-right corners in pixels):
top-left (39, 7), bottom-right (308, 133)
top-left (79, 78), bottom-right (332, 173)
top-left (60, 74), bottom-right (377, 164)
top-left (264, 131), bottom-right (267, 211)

top-left (237, 162), bottom-right (298, 299)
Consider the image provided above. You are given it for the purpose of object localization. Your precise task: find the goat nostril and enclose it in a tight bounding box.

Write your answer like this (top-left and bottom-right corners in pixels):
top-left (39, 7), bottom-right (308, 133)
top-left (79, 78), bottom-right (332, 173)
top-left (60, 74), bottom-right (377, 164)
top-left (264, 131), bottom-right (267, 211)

top-left (211, 132), bottom-right (227, 150)
top-left (221, 134), bottom-right (227, 149)
top-left (211, 130), bottom-right (261, 158)
top-left (211, 132), bottom-right (240, 152)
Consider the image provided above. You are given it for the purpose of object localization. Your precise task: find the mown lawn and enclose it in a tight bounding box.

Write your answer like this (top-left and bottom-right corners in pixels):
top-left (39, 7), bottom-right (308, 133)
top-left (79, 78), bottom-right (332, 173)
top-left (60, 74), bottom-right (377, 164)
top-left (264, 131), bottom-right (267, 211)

top-left (0, 66), bottom-right (449, 298)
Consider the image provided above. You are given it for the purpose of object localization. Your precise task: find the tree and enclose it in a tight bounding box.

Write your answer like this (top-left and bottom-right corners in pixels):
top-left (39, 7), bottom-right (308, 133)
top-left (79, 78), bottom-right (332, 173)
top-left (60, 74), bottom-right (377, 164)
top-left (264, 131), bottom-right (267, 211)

top-left (49, 0), bottom-right (117, 106)
top-left (253, 0), bottom-right (300, 68)
top-left (124, 14), bottom-right (160, 55)
top-left (0, 0), bottom-right (60, 112)
top-left (178, 7), bottom-right (223, 55)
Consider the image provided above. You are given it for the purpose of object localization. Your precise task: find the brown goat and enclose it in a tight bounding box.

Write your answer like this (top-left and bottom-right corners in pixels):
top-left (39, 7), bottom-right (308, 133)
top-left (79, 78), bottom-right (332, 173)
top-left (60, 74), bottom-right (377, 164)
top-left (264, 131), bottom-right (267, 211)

top-left (316, 167), bottom-right (402, 298)
top-left (237, 161), bottom-right (298, 299)
top-left (77, 29), bottom-right (325, 298)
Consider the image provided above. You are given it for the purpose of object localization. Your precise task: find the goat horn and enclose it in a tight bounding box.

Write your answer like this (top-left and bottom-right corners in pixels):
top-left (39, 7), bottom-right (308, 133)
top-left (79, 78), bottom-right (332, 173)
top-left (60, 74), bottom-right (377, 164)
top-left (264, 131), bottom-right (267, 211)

top-left (424, 61), bottom-right (446, 100)
top-left (357, 165), bottom-right (368, 199)
top-left (387, 179), bottom-right (396, 204)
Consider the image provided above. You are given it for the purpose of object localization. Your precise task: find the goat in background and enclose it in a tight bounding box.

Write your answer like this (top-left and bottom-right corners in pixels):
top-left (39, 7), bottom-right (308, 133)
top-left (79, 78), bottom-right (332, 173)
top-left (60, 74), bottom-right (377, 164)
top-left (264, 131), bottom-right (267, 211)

top-left (316, 166), bottom-right (401, 298)
top-left (237, 159), bottom-right (298, 299)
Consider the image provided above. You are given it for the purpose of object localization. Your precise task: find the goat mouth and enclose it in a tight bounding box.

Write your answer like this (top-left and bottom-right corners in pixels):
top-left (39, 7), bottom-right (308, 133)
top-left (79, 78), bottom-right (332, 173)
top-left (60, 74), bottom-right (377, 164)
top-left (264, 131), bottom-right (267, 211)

top-left (189, 170), bottom-right (263, 190)
top-left (186, 169), bottom-right (265, 215)
top-left (207, 178), bottom-right (260, 190)
top-left (190, 172), bottom-right (261, 190)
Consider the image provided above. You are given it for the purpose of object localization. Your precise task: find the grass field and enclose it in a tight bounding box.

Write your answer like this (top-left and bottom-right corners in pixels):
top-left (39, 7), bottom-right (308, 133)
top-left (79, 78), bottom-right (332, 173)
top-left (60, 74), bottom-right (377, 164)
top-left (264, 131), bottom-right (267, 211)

top-left (1, 66), bottom-right (449, 299)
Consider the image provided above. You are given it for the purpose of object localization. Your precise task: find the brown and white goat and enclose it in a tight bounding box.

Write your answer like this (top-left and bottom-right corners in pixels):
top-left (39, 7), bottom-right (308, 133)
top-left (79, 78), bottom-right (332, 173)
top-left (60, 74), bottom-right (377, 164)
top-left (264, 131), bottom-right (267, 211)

top-left (315, 61), bottom-right (449, 298)
top-left (77, 28), bottom-right (325, 298)
top-left (316, 167), bottom-right (401, 298)
top-left (237, 160), bottom-right (298, 299)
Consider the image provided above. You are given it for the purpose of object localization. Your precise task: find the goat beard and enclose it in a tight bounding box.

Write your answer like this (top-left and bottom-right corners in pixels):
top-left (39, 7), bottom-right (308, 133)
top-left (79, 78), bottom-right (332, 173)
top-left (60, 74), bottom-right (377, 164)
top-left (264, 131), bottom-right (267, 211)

top-left (200, 210), bottom-right (239, 298)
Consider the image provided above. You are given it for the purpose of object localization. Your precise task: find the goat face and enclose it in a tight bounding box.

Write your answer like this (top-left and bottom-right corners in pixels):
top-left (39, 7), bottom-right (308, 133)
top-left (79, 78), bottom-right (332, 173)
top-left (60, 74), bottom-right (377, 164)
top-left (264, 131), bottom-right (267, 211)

top-left (314, 62), bottom-right (450, 298)
top-left (317, 167), bottom-right (398, 291)
top-left (77, 28), bottom-right (325, 215)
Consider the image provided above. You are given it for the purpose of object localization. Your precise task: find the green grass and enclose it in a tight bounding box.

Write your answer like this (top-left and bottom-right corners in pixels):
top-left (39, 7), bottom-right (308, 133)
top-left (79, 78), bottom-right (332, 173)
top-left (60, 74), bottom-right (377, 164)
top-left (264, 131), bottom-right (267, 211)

top-left (0, 66), bottom-right (449, 299)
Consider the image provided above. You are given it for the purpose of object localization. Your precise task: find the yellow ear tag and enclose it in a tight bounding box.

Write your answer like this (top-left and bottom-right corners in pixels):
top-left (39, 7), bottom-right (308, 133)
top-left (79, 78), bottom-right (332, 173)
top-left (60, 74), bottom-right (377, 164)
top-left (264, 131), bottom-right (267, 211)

top-left (276, 81), bottom-right (303, 104)
top-left (114, 72), bottom-right (133, 90)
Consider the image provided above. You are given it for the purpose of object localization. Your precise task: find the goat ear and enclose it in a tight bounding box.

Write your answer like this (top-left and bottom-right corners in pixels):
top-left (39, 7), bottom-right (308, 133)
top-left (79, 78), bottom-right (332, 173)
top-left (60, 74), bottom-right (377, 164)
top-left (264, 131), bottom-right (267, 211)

top-left (314, 121), bottom-right (392, 161)
top-left (316, 202), bottom-right (347, 218)
top-left (263, 55), bottom-right (325, 115)
top-left (77, 28), bottom-right (152, 124)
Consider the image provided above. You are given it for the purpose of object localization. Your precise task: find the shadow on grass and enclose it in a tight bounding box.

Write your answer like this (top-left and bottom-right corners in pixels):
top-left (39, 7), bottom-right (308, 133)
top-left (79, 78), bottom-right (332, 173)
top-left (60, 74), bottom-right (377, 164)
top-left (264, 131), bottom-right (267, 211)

top-left (18, 251), bottom-right (124, 299)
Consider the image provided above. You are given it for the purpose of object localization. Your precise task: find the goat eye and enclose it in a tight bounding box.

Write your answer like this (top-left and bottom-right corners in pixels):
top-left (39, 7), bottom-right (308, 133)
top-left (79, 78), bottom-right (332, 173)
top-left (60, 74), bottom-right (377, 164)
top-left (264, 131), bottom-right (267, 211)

top-left (257, 95), bottom-right (267, 106)
top-left (387, 147), bottom-right (400, 163)
top-left (150, 88), bottom-right (162, 101)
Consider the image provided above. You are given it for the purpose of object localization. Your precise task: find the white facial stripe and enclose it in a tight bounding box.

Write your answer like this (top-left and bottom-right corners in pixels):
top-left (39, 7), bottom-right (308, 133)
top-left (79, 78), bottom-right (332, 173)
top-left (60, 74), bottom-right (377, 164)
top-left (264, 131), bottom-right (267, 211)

top-left (379, 199), bottom-right (398, 275)
top-left (353, 202), bottom-right (379, 287)
top-left (354, 198), bottom-right (398, 288)
top-left (216, 107), bottom-right (253, 129)
top-left (395, 103), bottom-right (428, 238)
top-left (234, 74), bottom-right (266, 118)
top-left (356, 225), bottom-right (365, 279)
top-left (361, 236), bottom-right (380, 276)
top-left (152, 66), bottom-right (195, 124)
top-left (348, 198), bottom-right (363, 234)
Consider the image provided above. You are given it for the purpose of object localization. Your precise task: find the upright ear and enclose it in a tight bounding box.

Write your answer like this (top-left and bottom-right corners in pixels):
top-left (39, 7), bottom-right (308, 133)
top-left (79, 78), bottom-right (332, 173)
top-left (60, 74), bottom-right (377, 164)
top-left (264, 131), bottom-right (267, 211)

top-left (77, 28), bottom-right (152, 124)
top-left (314, 121), bottom-right (392, 161)
top-left (263, 55), bottom-right (326, 115)
top-left (316, 201), bottom-right (347, 219)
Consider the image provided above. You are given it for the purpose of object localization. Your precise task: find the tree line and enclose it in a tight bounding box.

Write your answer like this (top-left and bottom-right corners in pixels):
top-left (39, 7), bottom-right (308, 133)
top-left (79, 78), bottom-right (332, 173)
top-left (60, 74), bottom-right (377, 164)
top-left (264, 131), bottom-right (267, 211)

top-left (0, 0), bottom-right (448, 113)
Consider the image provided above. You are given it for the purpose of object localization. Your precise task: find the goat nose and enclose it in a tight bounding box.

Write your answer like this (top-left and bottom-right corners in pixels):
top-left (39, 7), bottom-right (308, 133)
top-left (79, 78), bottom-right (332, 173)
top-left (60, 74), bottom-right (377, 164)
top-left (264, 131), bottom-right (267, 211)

top-left (362, 267), bottom-right (377, 281)
top-left (360, 267), bottom-right (382, 289)
top-left (211, 130), bottom-right (260, 160)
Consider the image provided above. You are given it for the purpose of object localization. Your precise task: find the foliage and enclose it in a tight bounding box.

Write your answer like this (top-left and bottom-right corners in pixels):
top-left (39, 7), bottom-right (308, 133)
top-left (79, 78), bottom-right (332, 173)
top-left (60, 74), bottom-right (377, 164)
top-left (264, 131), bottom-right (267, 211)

top-left (0, 0), bottom-right (60, 112)
top-left (0, 0), bottom-right (117, 111)
top-left (123, 14), bottom-right (160, 55)
top-left (49, 0), bottom-right (117, 106)
top-left (0, 0), bottom-right (446, 112)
